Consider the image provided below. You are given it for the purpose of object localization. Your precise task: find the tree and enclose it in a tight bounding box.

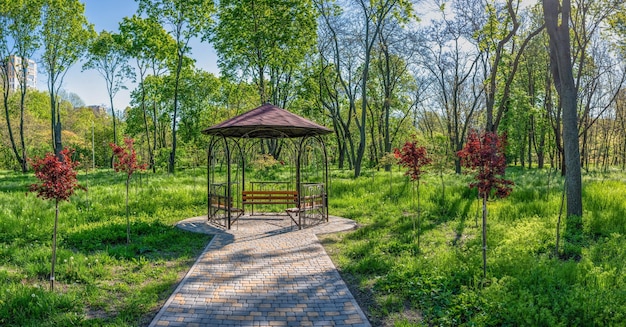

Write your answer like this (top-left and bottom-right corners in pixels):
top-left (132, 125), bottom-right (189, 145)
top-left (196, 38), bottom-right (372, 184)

top-left (0, 0), bottom-right (43, 172)
top-left (40, 0), bottom-right (94, 157)
top-left (542, 0), bottom-right (583, 224)
top-left (457, 0), bottom-right (544, 132)
top-left (119, 15), bottom-right (174, 172)
top-left (514, 11), bottom-right (552, 169)
top-left (58, 89), bottom-right (86, 108)
top-left (367, 18), bottom-right (417, 170)
top-left (29, 148), bottom-right (82, 290)
top-left (83, 30), bottom-right (134, 167)
top-left (110, 138), bottom-right (147, 244)
top-left (395, 139), bottom-right (431, 251)
top-left (315, 0), bottom-right (360, 170)
top-left (138, 0), bottom-right (214, 174)
top-left (353, 0), bottom-right (414, 178)
top-left (457, 130), bottom-right (513, 279)
top-left (314, 0), bottom-right (414, 176)
top-left (212, 0), bottom-right (317, 106)
top-left (177, 69), bottom-right (221, 147)
top-left (570, 0), bottom-right (626, 171)
top-left (419, 7), bottom-right (483, 174)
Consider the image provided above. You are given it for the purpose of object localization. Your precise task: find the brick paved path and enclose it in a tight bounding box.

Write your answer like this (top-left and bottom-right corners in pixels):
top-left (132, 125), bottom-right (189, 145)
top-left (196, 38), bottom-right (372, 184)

top-left (149, 215), bottom-right (370, 327)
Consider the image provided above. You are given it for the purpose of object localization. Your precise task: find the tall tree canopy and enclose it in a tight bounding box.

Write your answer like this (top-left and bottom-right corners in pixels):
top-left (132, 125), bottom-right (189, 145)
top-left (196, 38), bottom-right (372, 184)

top-left (118, 15), bottom-right (175, 171)
top-left (83, 30), bottom-right (134, 163)
top-left (40, 0), bottom-right (94, 156)
top-left (0, 0), bottom-right (43, 172)
top-left (137, 0), bottom-right (215, 173)
top-left (211, 0), bottom-right (318, 106)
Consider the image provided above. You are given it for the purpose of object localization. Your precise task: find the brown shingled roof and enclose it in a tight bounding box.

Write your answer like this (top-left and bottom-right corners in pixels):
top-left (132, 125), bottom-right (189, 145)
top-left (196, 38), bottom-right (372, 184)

top-left (201, 103), bottom-right (332, 138)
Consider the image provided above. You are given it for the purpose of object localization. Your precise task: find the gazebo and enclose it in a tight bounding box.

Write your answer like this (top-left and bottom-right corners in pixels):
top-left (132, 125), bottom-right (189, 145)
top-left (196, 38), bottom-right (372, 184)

top-left (202, 103), bottom-right (332, 229)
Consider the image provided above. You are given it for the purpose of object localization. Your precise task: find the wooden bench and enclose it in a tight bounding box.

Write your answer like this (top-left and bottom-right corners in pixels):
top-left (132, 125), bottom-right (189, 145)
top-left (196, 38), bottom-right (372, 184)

top-left (242, 190), bottom-right (298, 215)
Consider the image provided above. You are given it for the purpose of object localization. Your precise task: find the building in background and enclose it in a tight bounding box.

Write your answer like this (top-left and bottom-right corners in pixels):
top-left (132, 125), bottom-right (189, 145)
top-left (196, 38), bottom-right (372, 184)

top-left (88, 105), bottom-right (107, 116)
top-left (6, 55), bottom-right (37, 92)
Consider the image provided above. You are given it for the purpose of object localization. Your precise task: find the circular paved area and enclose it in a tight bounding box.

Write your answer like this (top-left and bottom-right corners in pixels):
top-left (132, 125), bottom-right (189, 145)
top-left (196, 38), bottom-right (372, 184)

top-left (149, 215), bottom-right (370, 327)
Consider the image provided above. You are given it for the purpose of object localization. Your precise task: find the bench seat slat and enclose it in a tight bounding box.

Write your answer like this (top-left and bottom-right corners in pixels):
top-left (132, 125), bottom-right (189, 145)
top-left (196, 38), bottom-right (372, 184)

top-left (242, 190), bottom-right (298, 195)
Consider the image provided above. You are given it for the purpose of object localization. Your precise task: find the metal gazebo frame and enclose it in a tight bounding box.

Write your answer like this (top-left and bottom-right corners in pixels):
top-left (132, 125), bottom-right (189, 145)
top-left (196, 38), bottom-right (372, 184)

top-left (202, 103), bottom-right (333, 230)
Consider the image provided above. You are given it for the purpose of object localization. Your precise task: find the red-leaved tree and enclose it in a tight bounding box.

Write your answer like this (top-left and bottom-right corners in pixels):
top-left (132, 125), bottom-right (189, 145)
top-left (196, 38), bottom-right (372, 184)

top-left (457, 130), bottom-right (513, 279)
top-left (395, 140), bottom-right (432, 251)
top-left (29, 148), bottom-right (83, 290)
top-left (110, 137), bottom-right (147, 244)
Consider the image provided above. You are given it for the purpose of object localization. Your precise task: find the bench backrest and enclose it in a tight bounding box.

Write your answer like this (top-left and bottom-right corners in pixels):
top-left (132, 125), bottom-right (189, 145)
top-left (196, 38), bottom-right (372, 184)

top-left (242, 190), bottom-right (298, 205)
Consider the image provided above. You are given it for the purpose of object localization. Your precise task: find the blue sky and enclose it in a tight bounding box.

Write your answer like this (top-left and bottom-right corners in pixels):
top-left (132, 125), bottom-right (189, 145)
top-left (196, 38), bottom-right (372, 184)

top-left (51, 0), bottom-right (218, 110)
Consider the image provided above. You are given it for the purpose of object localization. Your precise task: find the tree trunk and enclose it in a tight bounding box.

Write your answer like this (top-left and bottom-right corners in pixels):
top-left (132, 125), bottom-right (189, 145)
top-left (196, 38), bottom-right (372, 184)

top-left (140, 86), bottom-right (154, 172)
top-left (527, 128), bottom-right (533, 169)
top-left (50, 200), bottom-right (59, 290)
top-left (417, 179), bottom-right (421, 251)
top-left (54, 107), bottom-right (63, 158)
top-left (2, 85), bottom-right (25, 171)
top-left (110, 95), bottom-right (117, 168)
top-left (19, 83), bottom-right (28, 172)
top-left (169, 49), bottom-right (183, 174)
top-left (126, 176), bottom-right (130, 244)
top-left (543, 0), bottom-right (583, 247)
top-left (481, 194), bottom-right (487, 279)
top-left (555, 179), bottom-right (566, 256)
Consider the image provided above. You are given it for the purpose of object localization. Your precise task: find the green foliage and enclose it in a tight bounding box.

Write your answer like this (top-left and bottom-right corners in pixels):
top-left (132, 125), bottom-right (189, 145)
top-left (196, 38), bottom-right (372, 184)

top-left (83, 29), bottom-right (134, 148)
top-left (211, 0), bottom-right (317, 103)
top-left (3, 163), bottom-right (626, 326)
top-left (250, 153), bottom-right (282, 179)
top-left (0, 169), bottom-right (210, 326)
top-left (323, 168), bottom-right (626, 326)
top-left (40, 0), bottom-right (96, 154)
top-left (0, 283), bottom-right (83, 326)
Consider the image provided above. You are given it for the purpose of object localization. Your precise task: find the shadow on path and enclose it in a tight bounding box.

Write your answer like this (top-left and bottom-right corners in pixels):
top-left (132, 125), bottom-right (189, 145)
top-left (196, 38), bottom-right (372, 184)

top-left (149, 215), bottom-right (369, 327)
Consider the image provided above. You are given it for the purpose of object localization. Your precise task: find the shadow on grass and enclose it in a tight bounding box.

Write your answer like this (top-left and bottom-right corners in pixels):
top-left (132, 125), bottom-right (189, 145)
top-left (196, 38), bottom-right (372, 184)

top-left (0, 172), bottom-right (34, 193)
top-left (63, 220), bottom-right (211, 261)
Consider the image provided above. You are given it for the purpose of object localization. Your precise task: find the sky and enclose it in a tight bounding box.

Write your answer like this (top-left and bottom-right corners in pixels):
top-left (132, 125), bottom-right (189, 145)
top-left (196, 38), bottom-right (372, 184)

top-left (44, 0), bottom-right (219, 110)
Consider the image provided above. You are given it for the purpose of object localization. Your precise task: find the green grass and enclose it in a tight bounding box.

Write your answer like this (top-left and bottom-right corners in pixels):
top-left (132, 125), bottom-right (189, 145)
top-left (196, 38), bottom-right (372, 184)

top-left (0, 169), bottom-right (211, 326)
top-left (322, 166), bottom-right (626, 326)
top-left (2, 166), bottom-right (625, 326)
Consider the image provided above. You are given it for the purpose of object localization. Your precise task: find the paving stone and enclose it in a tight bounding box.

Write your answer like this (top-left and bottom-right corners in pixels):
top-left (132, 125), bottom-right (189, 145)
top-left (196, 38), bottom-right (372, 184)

top-left (149, 215), bottom-right (370, 327)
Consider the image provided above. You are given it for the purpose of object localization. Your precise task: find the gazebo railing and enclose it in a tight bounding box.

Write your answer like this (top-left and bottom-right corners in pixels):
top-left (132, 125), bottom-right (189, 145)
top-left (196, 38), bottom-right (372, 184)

top-left (299, 183), bottom-right (327, 226)
top-left (208, 182), bottom-right (242, 227)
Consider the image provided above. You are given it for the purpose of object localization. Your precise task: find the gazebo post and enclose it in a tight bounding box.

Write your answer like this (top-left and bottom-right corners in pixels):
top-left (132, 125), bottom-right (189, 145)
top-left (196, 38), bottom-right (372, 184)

top-left (207, 140), bottom-right (210, 222)
top-left (319, 136), bottom-right (330, 222)
top-left (296, 138), bottom-right (302, 229)
top-left (207, 136), bottom-right (218, 224)
top-left (240, 139), bottom-right (246, 200)
top-left (225, 138), bottom-right (232, 230)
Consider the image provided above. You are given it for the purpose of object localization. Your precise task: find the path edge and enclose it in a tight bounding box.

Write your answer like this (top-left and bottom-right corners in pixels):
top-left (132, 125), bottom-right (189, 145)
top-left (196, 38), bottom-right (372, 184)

top-left (313, 233), bottom-right (371, 326)
top-left (147, 232), bottom-right (221, 327)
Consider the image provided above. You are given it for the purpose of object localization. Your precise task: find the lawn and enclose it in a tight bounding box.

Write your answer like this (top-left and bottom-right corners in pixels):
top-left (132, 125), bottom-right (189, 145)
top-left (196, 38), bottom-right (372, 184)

top-left (0, 169), bottom-right (211, 326)
top-left (1, 167), bottom-right (625, 326)
top-left (323, 167), bottom-right (626, 326)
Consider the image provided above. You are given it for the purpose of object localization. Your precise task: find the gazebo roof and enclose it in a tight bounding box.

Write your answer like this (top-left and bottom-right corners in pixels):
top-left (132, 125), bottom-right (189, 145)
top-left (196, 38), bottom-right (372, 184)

top-left (202, 103), bottom-right (332, 138)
